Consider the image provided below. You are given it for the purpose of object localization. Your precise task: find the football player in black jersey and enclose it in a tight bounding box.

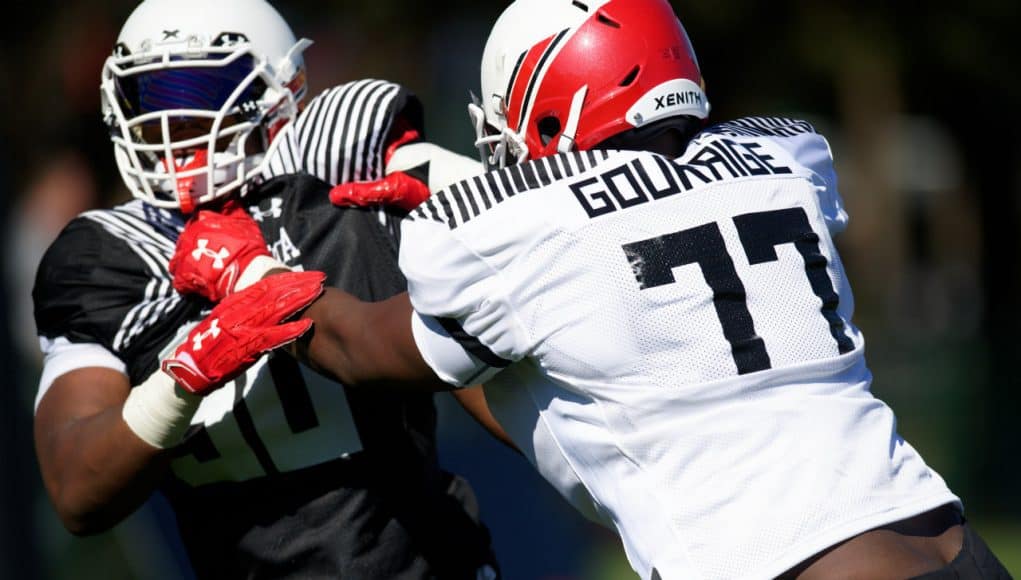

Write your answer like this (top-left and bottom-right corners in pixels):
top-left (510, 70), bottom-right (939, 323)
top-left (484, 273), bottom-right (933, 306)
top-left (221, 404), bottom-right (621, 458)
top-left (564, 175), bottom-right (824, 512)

top-left (31, 0), bottom-right (501, 578)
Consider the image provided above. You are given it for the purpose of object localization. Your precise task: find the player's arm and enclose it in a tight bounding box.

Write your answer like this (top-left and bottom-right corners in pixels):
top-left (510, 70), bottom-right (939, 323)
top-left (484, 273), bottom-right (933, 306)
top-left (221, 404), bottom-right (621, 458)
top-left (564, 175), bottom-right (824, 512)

top-left (34, 366), bottom-right (176, 535)
top-left (169, 199), bottom-right (444, 391)
top-left (33, 272), bottom-right (324, 535)
top-left (294, 289), bottom-right (519, 452)
top-left (295, 288), bottom-right (445, 390)
top-left (169, 202), bottom-right (519, 450)
top-left (449, 387), bottom-right (518, 452)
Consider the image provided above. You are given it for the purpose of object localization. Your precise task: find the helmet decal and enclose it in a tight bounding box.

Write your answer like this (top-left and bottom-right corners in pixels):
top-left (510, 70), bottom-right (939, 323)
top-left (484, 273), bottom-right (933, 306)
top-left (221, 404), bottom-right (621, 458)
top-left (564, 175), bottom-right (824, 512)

top-left (212, 32), bottom-right (249, 47)
top-left (471, 0), bottom-right (709, 168)
top-left (508, 28), bottom-right (570, 134)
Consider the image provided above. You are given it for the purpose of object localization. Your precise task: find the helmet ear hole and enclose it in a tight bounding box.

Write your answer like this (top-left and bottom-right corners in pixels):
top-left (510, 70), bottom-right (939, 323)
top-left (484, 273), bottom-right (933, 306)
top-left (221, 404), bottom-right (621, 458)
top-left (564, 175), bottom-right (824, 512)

top-left (537, 116), bottom-right (562, 146)
top-left (596, 12), bottom-right (621, 28)
top-left (619, 66), bottom-right (640, 87)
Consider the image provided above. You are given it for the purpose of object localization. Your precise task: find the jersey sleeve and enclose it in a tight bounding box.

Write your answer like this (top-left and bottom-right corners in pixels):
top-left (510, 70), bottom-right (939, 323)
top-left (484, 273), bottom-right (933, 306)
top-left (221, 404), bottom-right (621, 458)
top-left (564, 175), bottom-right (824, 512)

top-left (398, 215), bottom-right (528, 387)
top-left (32, 215), bottom-right (199, 384)
top-left (702, 117), bottom-right (849, 235)
top-left (35, 337), bottom-right (127, 411)
top-left (288, 79), bottom-right (424, 185)
top-left (34, 218), bottom-right (151, 350)
top-left (779, 128), bottom-right (847, 236)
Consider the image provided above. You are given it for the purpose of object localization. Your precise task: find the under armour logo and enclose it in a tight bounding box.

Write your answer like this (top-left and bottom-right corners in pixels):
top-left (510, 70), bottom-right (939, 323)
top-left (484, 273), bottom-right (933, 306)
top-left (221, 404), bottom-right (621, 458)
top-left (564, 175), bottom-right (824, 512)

top-left (192, 319), bottom-right (221, 351)
top-left (162, 30), bottom-right (180, 40)
top-left (192, 239), bottom-right (231, 269)
top-left (250, 198), bottom-right (283, 222)
top-left (213, 32), bottom-right (250, 47)
top-left (239, 100), bottom-right (260, 121)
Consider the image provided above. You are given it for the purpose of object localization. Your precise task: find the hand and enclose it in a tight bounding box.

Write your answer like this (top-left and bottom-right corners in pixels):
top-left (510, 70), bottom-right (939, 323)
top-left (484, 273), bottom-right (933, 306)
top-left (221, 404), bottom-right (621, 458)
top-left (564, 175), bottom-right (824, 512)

top-left (169, 203), bottom-right (275, 303)
top-left (328, 171), bottom-right (431, 212)
top-left (162, 270), bottom-right (326, 395)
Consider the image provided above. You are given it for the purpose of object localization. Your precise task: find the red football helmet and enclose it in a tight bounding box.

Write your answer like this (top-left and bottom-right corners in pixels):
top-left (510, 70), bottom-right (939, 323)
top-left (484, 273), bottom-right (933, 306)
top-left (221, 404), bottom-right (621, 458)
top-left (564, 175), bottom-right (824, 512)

top-left (469, 0), bottom-right (709, 169)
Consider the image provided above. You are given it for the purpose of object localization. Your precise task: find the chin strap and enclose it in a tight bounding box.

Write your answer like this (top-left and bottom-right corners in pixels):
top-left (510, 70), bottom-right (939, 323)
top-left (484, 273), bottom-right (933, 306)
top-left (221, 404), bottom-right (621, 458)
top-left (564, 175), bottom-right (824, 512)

top-left (557, 85), bottom-right (589, 154)
top-left (163, 149), bottom-right (209, 214)
top-left (468, 99), bottom-right (496, 170)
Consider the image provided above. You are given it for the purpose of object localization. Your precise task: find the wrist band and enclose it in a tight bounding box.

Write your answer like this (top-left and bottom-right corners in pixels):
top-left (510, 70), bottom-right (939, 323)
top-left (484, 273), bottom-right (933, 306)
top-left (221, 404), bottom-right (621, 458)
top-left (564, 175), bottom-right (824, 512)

top-left (122, 370), bottom-right (202, 449)
top-left (235, 255), bottom-right (291, 292)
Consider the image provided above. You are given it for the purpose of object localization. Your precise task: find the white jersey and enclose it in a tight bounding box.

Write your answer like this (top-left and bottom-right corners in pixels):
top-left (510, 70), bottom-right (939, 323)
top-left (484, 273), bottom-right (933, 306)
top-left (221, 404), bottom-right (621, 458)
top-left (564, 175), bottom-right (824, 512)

top-left (399, 118), bottom-right (960, 580)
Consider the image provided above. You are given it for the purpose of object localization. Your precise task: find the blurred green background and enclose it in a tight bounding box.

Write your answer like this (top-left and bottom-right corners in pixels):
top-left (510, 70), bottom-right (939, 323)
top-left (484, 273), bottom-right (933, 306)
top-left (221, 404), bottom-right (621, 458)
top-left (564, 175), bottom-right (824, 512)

top-left (1, 1), bottom-right (1018, 578)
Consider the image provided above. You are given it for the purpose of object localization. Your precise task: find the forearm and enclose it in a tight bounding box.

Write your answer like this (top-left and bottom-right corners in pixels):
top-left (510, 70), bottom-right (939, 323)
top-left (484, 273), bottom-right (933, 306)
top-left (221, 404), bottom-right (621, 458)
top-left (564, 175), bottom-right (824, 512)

top-left (37, 406), bottom-right (170, 534)
top-left (296, 288), bottom-right (449, 391)
top-left (450, 386), bottom-right (520, 453)
top-left (34, 367), bottom-right (183, 535)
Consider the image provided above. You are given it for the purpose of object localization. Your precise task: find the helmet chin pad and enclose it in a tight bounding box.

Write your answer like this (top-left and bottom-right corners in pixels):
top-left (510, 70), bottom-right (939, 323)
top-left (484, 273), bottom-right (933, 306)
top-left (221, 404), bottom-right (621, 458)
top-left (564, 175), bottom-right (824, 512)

top-left (162, 149), bottom-right (209, 214)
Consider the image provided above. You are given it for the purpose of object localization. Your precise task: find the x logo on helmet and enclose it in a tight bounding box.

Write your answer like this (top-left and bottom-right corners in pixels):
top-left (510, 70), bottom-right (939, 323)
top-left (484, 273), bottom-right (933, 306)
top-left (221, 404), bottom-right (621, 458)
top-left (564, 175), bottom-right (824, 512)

top-left (162, 30), bottom-right (180, 40)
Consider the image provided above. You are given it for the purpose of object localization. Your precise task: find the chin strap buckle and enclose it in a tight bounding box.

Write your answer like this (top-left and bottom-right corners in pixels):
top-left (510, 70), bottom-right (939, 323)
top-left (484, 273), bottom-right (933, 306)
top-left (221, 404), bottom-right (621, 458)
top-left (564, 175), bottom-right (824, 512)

top-left (162, 149), bottom-right (209, 213)
top-left (557, 85), bottom-right (589, 154)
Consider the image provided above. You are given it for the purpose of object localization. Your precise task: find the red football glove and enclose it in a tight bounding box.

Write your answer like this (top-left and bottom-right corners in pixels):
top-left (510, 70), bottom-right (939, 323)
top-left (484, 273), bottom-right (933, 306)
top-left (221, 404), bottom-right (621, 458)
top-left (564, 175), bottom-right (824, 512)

top-left (328, 171), bottom-right (431, 212)
top-left (328, 116), bottom-right (430, 211)
top-left (162, 270), bottom-right (326, 396)
top-left (170, 203), bottom-right (277, 303)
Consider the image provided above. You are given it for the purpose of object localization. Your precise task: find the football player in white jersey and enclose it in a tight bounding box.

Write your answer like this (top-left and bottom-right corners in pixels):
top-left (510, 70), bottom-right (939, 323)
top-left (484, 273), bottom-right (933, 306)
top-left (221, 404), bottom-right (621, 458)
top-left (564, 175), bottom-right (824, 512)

top-left (31, 0), bottom-right (503, 577)
top-left (170, 0), bottom-right (1011, 578)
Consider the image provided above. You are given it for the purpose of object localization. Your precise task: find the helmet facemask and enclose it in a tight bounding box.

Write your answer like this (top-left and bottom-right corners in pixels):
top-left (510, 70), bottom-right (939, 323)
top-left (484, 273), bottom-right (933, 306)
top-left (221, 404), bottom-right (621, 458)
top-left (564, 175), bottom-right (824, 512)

top-left (101, 39), bottom-right (308, 213)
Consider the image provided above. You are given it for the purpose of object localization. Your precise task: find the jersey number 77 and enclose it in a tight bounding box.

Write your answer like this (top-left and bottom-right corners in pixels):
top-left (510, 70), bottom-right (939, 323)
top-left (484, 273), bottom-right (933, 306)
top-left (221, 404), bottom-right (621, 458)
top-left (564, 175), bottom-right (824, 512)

top-left (622, 206), bottom-right (855, 375)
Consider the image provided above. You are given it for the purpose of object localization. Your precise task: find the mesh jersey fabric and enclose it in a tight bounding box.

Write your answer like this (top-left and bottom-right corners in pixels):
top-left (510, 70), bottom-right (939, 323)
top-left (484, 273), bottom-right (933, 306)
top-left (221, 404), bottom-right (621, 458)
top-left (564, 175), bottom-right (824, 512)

top-left (399, 118), bottom-right (959, 580)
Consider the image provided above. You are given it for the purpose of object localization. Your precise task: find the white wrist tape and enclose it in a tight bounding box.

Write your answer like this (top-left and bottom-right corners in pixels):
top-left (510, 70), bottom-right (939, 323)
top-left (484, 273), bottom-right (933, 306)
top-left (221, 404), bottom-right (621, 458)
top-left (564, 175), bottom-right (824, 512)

top-left (122, 371), bottom-right (202, 449)
top-left (235, 255), bottom-right (291, 292)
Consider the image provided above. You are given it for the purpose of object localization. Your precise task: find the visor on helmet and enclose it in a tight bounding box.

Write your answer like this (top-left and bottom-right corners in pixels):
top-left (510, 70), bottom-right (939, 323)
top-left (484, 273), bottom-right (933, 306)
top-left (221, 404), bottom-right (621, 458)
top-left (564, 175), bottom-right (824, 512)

top-left (113, 54), bottom-right (263, 118)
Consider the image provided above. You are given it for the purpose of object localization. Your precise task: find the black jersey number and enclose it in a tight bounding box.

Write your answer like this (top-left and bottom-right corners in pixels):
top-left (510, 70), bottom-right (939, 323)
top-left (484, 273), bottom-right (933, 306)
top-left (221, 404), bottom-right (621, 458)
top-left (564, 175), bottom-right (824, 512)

top-left (622, 207), bottom-right (853, 374)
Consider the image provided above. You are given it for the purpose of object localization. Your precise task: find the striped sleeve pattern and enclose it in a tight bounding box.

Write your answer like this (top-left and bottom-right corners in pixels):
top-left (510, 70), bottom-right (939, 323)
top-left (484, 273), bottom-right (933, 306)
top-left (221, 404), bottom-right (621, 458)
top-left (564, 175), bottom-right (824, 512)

top-left (264, 79), bottom-right (407, 185)
top-left (702, 117), bottom-right (817, 138)
top-left (408, 150), bottom-right (613, 229)
top-left (81, 204), bottom-right (181, 352)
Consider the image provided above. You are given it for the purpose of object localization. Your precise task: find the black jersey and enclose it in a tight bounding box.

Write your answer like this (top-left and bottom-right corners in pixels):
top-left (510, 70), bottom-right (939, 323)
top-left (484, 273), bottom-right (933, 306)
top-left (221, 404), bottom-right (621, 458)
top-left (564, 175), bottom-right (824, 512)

top-left (32, 80), bottom-right (497, 579)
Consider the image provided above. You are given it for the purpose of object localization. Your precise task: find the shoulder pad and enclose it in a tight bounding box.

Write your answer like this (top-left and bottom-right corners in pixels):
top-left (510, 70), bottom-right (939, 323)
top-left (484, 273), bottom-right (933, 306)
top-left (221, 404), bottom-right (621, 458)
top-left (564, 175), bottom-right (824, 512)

top-left (407, 150), bottom-right (621, 229)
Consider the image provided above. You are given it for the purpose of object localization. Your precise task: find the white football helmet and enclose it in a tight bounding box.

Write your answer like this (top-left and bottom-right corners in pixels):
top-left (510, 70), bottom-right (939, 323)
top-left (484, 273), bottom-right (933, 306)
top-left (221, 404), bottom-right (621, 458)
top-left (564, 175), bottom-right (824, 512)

top-left (100, 0), bottom-right (312, 212)
top-left (470, 0), bottom-right (709, 169)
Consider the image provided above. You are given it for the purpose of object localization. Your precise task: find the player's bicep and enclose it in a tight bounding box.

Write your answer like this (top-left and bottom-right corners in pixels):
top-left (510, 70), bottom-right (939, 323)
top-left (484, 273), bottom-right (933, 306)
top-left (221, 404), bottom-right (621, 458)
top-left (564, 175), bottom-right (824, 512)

top-left (34, 366), bottom-right (132, 481)
top-left (36, 338), bottom-right (127, 412)
top-left (36, 367), bottom-right (131, 428)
